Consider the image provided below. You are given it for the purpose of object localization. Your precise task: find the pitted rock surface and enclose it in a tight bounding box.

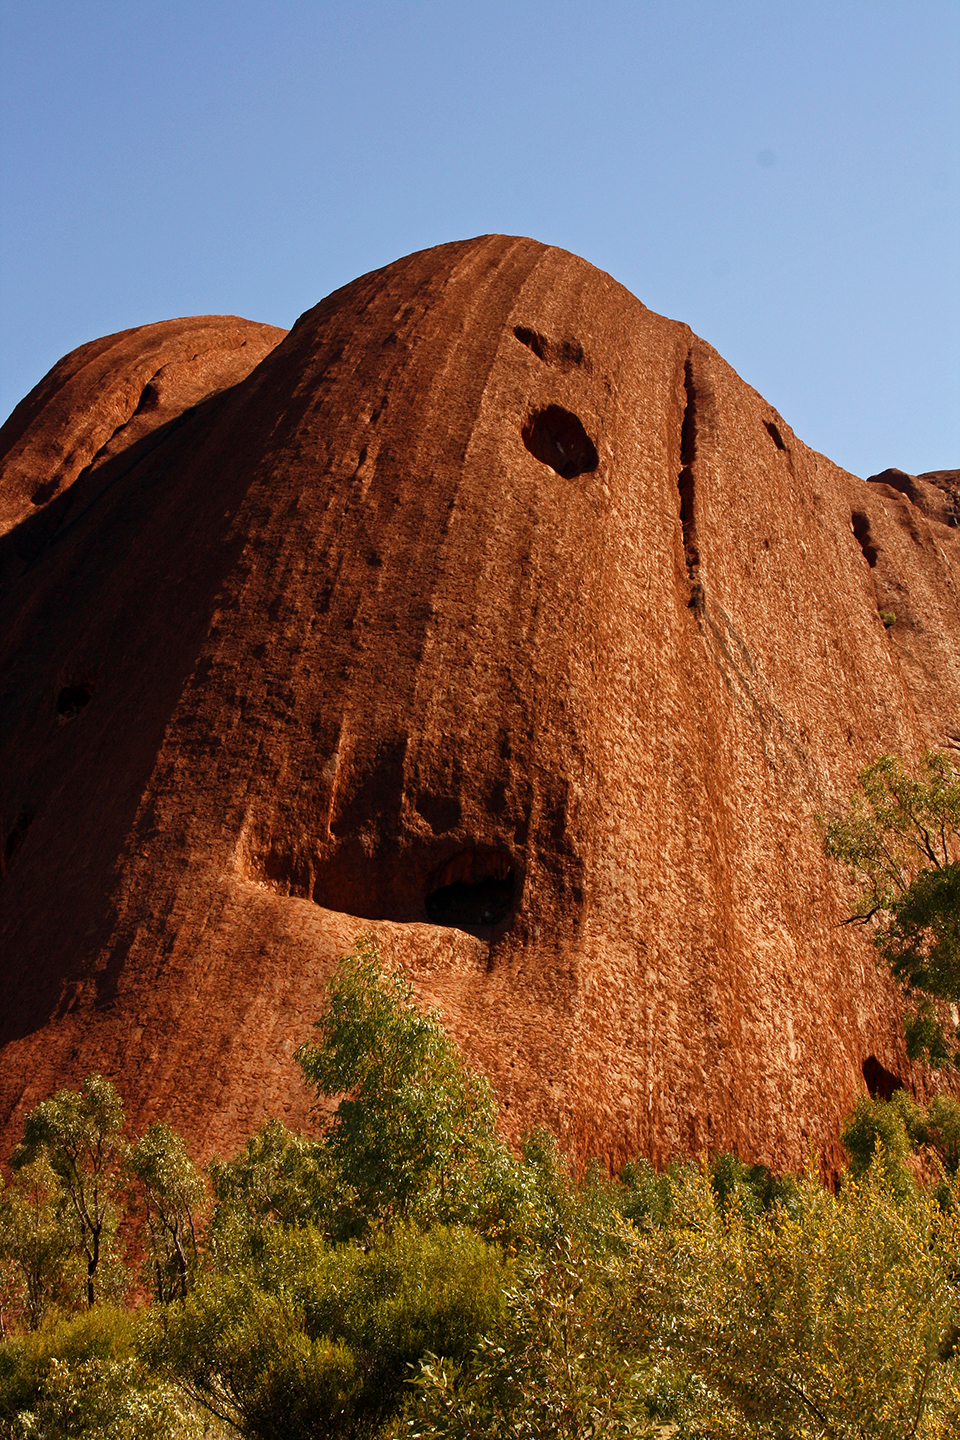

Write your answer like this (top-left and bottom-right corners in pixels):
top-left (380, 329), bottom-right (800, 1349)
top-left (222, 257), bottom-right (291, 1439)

top-left (1, 237), bottom-right (958, 1174)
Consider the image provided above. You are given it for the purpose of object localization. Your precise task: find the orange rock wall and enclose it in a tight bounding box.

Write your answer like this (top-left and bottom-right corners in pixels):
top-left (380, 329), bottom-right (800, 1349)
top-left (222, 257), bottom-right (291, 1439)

top-left (1, 237), bottom-right (958, 1174)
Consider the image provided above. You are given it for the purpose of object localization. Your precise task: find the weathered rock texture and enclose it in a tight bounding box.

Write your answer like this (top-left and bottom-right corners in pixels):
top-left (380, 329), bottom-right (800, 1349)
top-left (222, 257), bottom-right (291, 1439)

top-left (1, 238), bottom-right (958, 1175)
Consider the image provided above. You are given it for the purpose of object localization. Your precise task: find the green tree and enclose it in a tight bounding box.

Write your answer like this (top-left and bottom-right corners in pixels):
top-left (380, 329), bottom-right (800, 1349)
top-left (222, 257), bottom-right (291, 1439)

top-left (11, 1076), bottom-right (127, 1309)
top-left (0, 1306), bottom-right (209, 1439)
top-left (207, 1117), bottom-right (332, 1263)
top-left (396, 1246), bottom-right (650, 1440)
top-left (126, 1125), bottom-right (206, 1304)
top-left (823, 751), bottom-right (960, 1065)
top-left (840, 1091), bottom-right (921, 1190)
top-left (0, 1160), bottom-right (79, 1333)
top-left (294, 935), bottom-right (510, 1236)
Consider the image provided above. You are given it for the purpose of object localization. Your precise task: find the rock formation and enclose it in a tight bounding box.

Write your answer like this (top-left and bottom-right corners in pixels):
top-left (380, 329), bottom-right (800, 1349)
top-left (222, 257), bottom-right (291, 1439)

top-left (1, 237), bottom-right (958, 1175)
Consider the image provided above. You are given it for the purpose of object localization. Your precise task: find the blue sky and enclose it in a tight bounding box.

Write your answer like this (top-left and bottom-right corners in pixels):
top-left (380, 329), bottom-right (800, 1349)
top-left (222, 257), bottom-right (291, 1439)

top-left (1, 0), bottom-right (957, 477)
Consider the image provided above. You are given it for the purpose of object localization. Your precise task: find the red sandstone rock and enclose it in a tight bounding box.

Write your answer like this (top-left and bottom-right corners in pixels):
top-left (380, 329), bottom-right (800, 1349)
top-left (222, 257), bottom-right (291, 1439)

top-left (1, 237), bottom-right (958, 1175)
top-left (0, 316), bottom-right (286, 537)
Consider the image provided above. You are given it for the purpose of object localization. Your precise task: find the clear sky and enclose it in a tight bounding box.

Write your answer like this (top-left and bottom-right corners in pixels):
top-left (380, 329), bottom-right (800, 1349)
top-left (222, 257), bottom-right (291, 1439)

top-left (1, 0), bottom-right (957, 478)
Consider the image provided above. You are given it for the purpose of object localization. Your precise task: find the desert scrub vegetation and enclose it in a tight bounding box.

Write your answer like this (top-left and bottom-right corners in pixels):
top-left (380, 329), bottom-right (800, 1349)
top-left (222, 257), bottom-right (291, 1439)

top-left (2, 935), bottom-right (959, 1438)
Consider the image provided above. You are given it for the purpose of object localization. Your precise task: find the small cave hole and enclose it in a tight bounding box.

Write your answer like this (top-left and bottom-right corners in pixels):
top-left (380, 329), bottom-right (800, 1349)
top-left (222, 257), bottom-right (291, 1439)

top-left (133, 380), bottom-right (161, 415)
top-left (425, 848), bottom-right (517, 930)
top-left (765, 420), bottom-right (786, 451)
top-left (851, 510), bottom-right (878, 567)
top-left (862, 1054), bottom-right (903, 1102)
top-left (514, 325), bottom-right (548, 361)
top-left (522, 405), bottom-right (599, 479)
top-left (56, 683), bottom-right (93, 722)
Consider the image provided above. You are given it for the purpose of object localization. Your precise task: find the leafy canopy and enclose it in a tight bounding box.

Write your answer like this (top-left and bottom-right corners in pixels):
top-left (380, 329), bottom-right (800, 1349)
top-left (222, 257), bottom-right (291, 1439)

top-left (12, 1075), bottom-right (127, 1309)
top-left (295, 935), bottom-right (506, 1234)
top-left (823, 751), bottom-right (960, 1064)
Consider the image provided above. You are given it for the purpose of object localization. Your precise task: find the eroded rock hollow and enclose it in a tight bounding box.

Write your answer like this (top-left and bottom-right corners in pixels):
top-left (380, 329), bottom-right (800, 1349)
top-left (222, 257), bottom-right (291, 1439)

top-left (1, 237), bottom-right (958, 1173)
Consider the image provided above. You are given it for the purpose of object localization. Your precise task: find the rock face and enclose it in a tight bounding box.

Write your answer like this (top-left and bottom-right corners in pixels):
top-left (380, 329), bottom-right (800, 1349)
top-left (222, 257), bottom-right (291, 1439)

top-left (1, 237), bottom-right (958, 1175)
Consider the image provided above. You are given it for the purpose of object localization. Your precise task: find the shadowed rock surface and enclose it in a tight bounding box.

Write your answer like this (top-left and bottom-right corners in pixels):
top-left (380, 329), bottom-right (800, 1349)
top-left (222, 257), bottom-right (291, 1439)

top-left (1, 237), bottom-right (958, 1174)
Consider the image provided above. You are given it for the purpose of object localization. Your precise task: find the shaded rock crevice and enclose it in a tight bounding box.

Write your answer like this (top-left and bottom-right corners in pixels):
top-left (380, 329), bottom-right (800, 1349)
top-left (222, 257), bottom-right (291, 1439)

top-left (677, 353), bottom-right (701, 604)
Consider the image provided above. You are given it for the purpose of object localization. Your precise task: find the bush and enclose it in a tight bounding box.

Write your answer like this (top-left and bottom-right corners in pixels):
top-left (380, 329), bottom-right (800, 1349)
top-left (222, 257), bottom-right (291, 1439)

top-left (148, 1222), bottom-right (509, 1439)
top-left (0, 1307), bottom-right (204, 1439)
top-left (627, 1157), bottom-right (960, 1437)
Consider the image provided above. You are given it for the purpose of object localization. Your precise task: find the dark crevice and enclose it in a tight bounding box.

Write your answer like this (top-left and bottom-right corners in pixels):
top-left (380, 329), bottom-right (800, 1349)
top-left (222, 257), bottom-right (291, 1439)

top-left (415, 792), bottom-right (463, 834)
top-left (29, 379), bottom-right (162, 509)
top-left (514, 325), bottom-right (548, 361)
top-left (851, 510), bottom-right (879, 567)
top-left (866, 468), bottom-right (918, 505)
top-left (513, 325), bottom-right (588, 370)
top-left (247, 834), bottom-right (520, 934)
top-left (30, 476), bottom-right (63, 506)
top-left (133, 378), bottom-right (162, 415)
top-left (424, 848), bottom-right (517, 931)
top-left (862, 1054), bottom-right (903, 1102)
top-left (678, 355), bottom-right (701, 602)
top-left (4, 402), bottom-right (208, 588)
top-left (765, 420), bottom-right (787, 451)
top-left (522, 406), bottom-right (598, 479)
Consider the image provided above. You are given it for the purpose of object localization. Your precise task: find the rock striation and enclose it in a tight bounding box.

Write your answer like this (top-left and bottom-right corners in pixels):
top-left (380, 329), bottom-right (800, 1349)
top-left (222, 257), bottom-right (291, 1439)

top-left (1, 237), bottom-right (958, 1175)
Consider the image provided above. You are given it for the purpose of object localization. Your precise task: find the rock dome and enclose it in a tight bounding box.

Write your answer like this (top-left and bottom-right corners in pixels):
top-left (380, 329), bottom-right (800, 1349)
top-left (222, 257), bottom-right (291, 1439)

top-left (1, 237), bottom-right (958, 1173)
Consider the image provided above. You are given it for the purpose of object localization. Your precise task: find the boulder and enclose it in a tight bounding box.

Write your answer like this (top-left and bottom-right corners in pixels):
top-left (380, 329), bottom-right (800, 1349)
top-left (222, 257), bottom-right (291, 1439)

top-left (1, 237), bottom-right (958, 1174)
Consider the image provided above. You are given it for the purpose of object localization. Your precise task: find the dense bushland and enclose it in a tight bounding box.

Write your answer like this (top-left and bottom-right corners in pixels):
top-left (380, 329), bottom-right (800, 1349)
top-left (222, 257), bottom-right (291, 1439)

top-left (2, 935), bottom-right (959, 1438)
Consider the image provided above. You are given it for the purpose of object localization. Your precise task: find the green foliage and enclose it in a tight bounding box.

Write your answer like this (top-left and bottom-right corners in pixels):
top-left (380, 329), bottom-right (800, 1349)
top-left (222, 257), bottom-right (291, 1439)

top-left (840, 1091), bottom-right (918, 1188)
top-left (4, 946), bottom-right (960, 1435)
top-left (925, 1094), bottom-right (960, 1175)
top-left (126, 1124), bottom-right (206, 1303)
top-left (618, 1156), bottom-right (683, 1229)
top-left (706, 1151), bottom-right (800, 1217)
top-left (295, 936), bottom-right (514, 1237)
top-left (11, 1076), bottom-right (127, 1310)
top-left (841, 1090), bottom-right (960, 1218)
top-left (393, 1248), bottom-right (649, 1439)
top-left (148, 1222), bottom-right (508, 1439)
top-left (885, 863), bottom-right (960, 1000)
top-left (0, 1160), bottom-right (80, 1332)
top-left (207, 1117), bottom-right (331, 1262)
top-left (145, 1272), bottom-right (359, 1440)
top-left (0, 1306), bottom-right (205, 1440)
top-left (628, 1157), bottom-right (960, 1437)
top-left (822, 751), bottom-right (960, 1065)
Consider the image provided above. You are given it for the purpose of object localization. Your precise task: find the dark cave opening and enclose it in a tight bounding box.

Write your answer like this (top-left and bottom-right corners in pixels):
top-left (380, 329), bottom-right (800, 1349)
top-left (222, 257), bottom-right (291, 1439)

top-left (424, 848), bottom-right (517, 930)
top-left (851, 510), bottom-right (879, 568)
top-left (862, 1054), bottom-right (903, 1102)
top-left (522, 405), bottom-right (598, 479)
top-left (56, 683), bottom-right (93, 721)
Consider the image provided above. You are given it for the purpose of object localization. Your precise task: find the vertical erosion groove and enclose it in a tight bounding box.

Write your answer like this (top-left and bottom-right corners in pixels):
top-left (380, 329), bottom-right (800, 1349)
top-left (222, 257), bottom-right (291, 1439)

top-left (677, 356), bottom-right (701, 604)
top-left (851, 510), bottom-right (879, 568)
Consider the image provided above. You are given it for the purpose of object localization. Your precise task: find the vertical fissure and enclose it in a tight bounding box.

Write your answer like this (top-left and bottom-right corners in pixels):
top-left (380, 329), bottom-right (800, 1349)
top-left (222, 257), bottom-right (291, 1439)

top-left (678, 355), bottom-right (702, 605)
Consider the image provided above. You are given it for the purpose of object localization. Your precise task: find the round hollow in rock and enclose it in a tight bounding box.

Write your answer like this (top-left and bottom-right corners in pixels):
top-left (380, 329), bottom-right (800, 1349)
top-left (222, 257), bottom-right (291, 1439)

top-left (522, 405), bottom-right (599, 479)
top-left (56, 683), bottom-right (93, 721)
